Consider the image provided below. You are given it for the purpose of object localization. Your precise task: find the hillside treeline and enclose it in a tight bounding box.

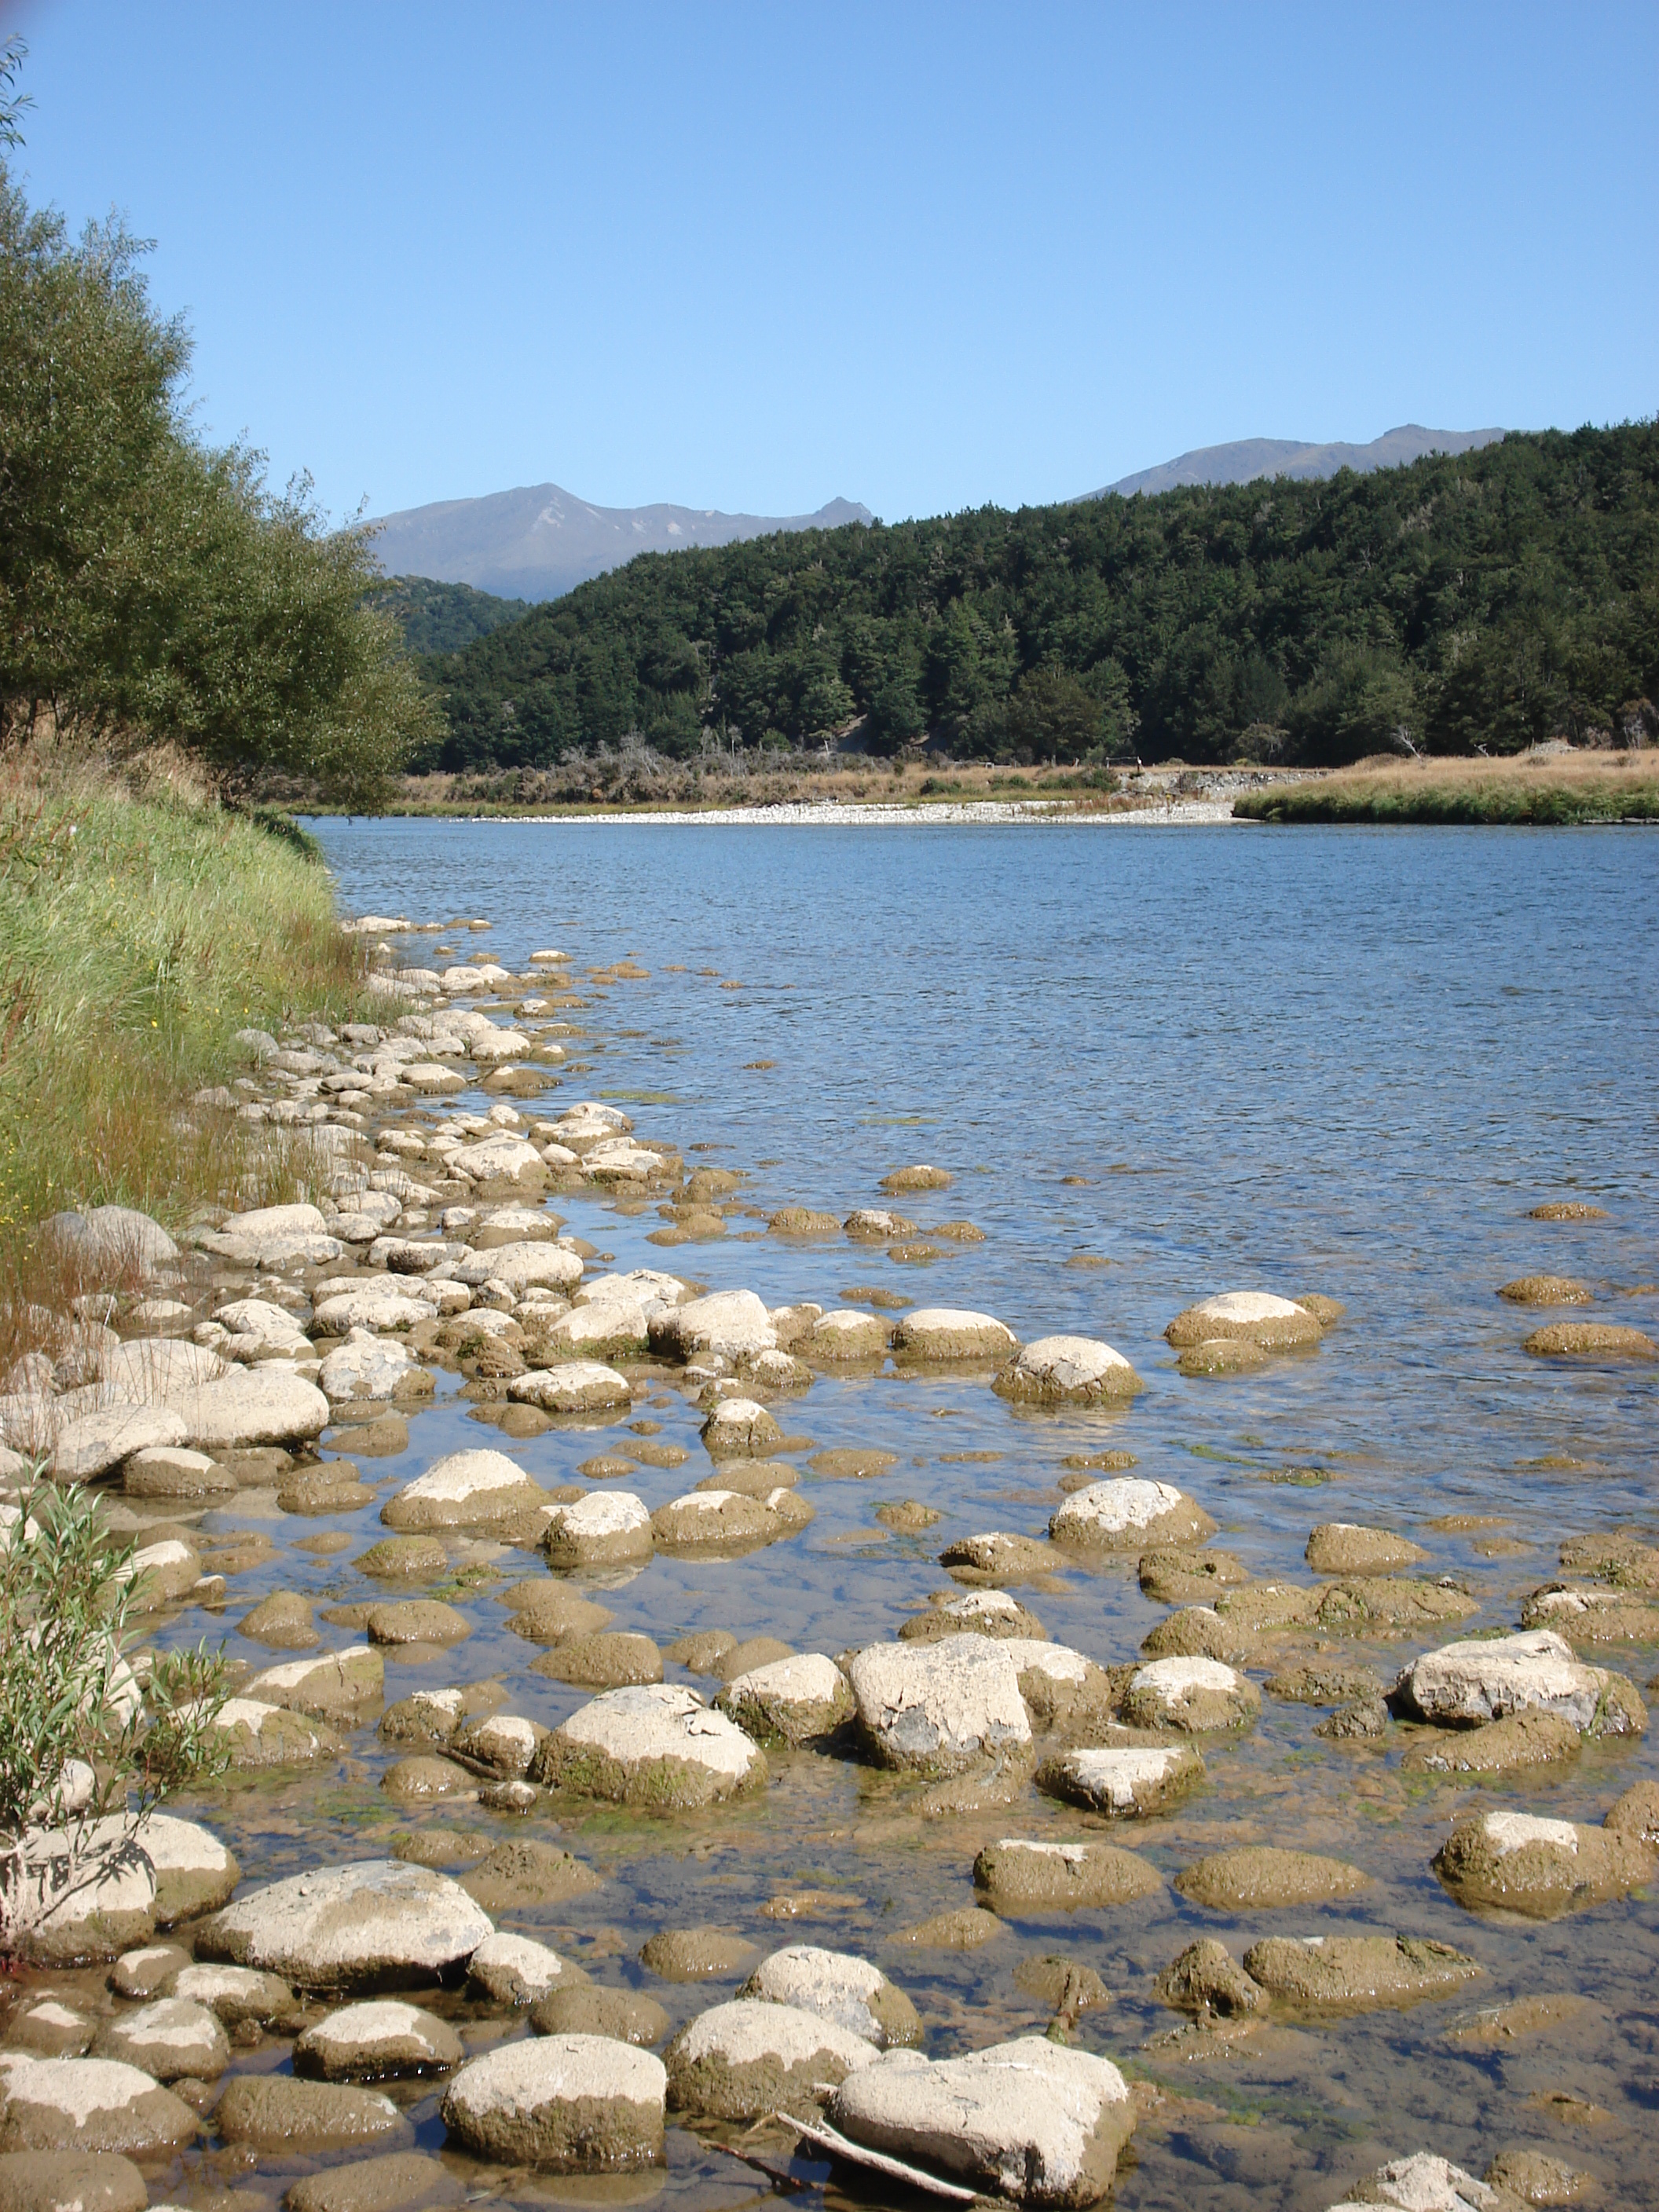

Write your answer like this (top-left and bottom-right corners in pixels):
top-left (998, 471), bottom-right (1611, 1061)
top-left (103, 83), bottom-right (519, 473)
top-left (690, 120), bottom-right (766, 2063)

top-left (0, 56), bottom-right (433, 804)
top-left (416, 422), bottom-right (1659, 771)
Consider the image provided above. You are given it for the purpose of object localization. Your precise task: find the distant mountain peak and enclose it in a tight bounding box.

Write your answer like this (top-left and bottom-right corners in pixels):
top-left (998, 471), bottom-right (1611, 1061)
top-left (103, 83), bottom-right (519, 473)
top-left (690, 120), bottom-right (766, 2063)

top-left (1081, 424), bottom-right (1507, 502)
top-left (368, 482), bottom-right (875, 602)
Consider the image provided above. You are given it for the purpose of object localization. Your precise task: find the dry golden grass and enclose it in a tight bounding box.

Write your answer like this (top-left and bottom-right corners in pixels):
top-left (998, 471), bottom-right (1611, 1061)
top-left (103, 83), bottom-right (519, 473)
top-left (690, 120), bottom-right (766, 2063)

top-left (1234, 749), bottom-right (1659, 825)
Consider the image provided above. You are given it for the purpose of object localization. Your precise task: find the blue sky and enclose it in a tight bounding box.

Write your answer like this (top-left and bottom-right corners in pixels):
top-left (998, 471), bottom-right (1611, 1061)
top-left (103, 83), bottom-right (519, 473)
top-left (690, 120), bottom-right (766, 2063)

top-left (9, 1), bottom-right (1654, 525)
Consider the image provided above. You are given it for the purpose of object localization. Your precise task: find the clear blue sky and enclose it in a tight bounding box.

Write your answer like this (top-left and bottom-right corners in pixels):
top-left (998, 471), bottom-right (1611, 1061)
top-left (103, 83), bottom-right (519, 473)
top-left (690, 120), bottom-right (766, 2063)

top-left (8, 1), bottom-right (1654, 526)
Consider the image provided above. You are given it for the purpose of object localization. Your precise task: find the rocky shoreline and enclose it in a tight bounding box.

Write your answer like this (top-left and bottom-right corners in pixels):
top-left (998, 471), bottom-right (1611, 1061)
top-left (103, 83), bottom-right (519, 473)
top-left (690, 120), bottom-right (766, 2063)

top-left (0, 920), bottom-right (1655, 2212)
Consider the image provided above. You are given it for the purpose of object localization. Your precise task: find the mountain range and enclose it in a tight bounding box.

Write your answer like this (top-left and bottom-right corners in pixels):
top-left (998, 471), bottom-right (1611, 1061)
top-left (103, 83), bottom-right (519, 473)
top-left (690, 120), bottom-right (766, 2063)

top-left (370, 425), bottom-right (1506, 602)
top-left (368, 485), bottom-right (873, 602)
top-left (1086, 423), bottom-right (1505, 501)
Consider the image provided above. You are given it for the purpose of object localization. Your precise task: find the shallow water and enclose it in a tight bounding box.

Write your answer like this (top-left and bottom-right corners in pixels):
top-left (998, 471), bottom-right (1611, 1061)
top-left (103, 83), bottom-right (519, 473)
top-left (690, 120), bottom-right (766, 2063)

top-left (138, 820), bottom-right (1658, 2209)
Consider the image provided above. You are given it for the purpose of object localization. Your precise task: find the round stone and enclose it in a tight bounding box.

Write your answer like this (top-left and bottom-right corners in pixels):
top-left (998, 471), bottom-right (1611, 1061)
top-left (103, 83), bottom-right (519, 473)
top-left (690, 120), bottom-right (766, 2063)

top-left (892, 1309), bottom-right (1019, 1361)
top-left (741, 1946), bottom-right (921, 2047)
top-left (664, 1998), bottom-right (876, 2120)
top-left (993, 1336), bottom-right (1144, 1404)
top-left (540, 1492), bottom-right (653, 1567)
top-left (848, 1637), bottom-right (1031, 1777)
top-left (92, 1998), bottom-right (229, 2081)
top-left (530, 1685), bottom-right (767, 1808)
top-left (1164, 1292), bottom-right (1323, 1349)
top-left (1049, 1478), bottom-right (1216, 1552)
top-left (295, 2001), bottom-right (465, 2081)
top-left (440, 2035), bottom-right (666, 2168)
top-left (1122, 1657), bottom-right (1259, 1732)
top-left (196, 1860), bottom-right (494, 1991)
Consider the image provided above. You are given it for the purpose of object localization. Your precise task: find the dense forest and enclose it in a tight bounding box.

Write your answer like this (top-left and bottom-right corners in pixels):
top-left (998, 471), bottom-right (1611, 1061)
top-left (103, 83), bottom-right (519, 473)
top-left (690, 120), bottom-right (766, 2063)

top-left (371, 574), bottom-right (526, 656)
top-left (408, 423), bottom-right (1659, 771)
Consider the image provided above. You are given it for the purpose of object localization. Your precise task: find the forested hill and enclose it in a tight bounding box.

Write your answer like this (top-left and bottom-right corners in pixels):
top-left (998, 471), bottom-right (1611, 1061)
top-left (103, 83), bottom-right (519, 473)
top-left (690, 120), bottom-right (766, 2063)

top-left (412, 423), bottom-right (1658, 772)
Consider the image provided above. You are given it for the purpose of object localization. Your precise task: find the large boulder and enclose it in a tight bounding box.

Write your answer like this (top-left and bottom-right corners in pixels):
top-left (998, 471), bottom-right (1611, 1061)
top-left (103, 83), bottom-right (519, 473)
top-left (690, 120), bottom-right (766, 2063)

top-left (52, 1408), bottom-right (190, 1482)
top-left (665, 1999), bottom-right (875, 2119)
top-left (214, 2077), bottom-right (406, 2152)
top-left (199, 1203), bottom-right (342, 1269)
top-left (848, 1637), bottom-right (1031, 1776)
top-left (531, 1685), bottom-right (767, 1808)
top-left (174, 1368), bottom-right (329, 1450)
top-left (716, 1654), bottom-right (854, 1745)
top-left (1433, 1808), bottom-right (1654, 1919)
top-left (993, 1336), bottom-right (1144, 1404)
top-left (648, 1290), bottom-right (776, 1363)
top-left (508, 1362), bottom-right (632, 1414)
top-left (440, 2035), bottom-right (665, 2167)
top-left (1050, 1478), bottom-right (1215, 1552)
top-left (454, 1241), bottom-right (582, 1293)
top-left (892, 1309), bottom-right (1019, 1361)
top-left (131, 1813), bottom-right (239, 1925)
top-left (381, 1450), bottom-right (549, 1532)
top-left (245, 1646), bottom-right (384, 1723)
top-left (92, 1998), bottom-right (229, 2082)
top-left (1036, 1742), bottom-right (1205, 1818)
top-left (826, 2037), bottom-right (1135, 2208)
top-left (0, 2056), bottom-right (197, 2155)
top-left (196, 1861), bottom-right (493, 1992)
top-left (741, 1946), bottom-right (921, 2048)
top-left (1393, 1631), bottom-right (1610, 1730)
top-left (295, 2001), bottom-right (465, 2081)
top-left (540, 1492), bottom-right (653, 1567)
top-left (43, 1205), bottom-right (178, 1278)
top-left (0, 2151), bottom-right (148, 2212)
top-left (1122, 1657), bottom-right (1258, 1732)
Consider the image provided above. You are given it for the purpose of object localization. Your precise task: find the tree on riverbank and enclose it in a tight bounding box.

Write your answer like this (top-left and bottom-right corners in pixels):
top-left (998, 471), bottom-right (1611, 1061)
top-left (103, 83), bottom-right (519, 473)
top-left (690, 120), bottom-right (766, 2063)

top-left (0, 47), bottom-right (434, 806)
top-left (416, 419), bottom-right (1659, 774)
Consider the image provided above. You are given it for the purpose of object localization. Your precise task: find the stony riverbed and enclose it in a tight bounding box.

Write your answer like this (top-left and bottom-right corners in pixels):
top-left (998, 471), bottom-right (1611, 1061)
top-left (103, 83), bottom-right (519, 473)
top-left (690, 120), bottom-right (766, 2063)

top-left (1, 883), bottom-right (1657, 2212)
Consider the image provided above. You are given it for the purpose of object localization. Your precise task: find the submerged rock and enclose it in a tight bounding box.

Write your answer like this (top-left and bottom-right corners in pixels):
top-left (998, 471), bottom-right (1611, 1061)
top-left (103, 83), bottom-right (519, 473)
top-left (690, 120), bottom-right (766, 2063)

top-left (826, 2036), bottom-right (1136, 2208)
top-left (531, 1986), bottom-right (668, 2045)
top-left (1401, 1712), bottom-right (1582, 1776)
top-left (1155, 1939), bottom-right (1269, 2017)
top-left (0, 2152), bottom-right (148, 2212)
top-left (1174, 1848), bottom-right (1371, 1911)
top-left (284, 2152), bottom-right (463, 2212)
top-left (1306, 1523), bottom-right (1427, 1574)
top-left (1523, 1320), bottom-right (1657, 1360)
top-left (214, 2075), bottom-right (406, 2152)
top-left (532, 1631), bottom-right (662, 1688)
top-left (974, 1838), bottom-right (1162, 1912)
top-left (848, 1636), bottom-right (1031, 1775)
top-left (1498, 1275), bottom-right (1591, 1306)
top-left (665, 1998), bottom-right (875, 2119)
top-left (1242, 1934), bottom-right (1481, 2012)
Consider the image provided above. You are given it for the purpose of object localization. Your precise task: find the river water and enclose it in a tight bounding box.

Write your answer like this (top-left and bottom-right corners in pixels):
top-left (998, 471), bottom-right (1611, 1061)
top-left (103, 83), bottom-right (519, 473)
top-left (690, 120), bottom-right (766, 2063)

top-left (167, 820), bottom-right (1659, 2208)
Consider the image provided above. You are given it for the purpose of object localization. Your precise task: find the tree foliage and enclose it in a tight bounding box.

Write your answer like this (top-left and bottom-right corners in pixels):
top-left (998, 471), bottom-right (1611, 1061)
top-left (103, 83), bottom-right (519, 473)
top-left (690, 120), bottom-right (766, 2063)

top-left (0, 120), bottom-right (435, 804)
top-left (416, 423), bottom-right (1659, 771)
top-left (0, 1479), bottom-right (229, 1956)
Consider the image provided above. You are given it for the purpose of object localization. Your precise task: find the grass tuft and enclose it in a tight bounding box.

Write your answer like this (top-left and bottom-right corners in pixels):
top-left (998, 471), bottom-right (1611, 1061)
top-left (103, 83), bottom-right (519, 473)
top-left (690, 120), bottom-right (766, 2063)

top-left (1232, 750), bottom-right (1659, 826)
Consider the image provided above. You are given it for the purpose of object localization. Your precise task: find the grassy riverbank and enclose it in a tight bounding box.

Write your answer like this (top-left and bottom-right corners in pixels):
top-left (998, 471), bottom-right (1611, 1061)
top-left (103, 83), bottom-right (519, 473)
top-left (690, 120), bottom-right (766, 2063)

top-left (0, 746), bottom-right (365, 1254)
top-left (1232, 751), bottom-right (1659, 825)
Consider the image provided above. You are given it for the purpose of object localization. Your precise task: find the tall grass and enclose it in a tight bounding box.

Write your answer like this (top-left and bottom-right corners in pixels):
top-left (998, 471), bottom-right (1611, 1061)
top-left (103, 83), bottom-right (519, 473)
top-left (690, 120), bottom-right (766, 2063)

top-left (0, 739), bottom-right (368, 1243)
top-left (1233, 751), bottom-right (1659, 826)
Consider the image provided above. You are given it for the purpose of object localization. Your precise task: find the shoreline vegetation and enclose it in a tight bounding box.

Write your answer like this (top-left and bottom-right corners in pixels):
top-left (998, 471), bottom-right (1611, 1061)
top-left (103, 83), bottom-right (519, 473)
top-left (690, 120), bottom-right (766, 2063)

top-left (0, 741), bottom-right (371, 1347)
top-left (296, 748), bottom-right (1657, 826)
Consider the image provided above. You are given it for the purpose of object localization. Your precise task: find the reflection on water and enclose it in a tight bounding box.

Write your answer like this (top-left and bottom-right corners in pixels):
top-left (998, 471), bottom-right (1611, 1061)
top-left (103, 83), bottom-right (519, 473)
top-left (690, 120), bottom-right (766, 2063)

top-left (153, 821), bottom-right (1657, 2208)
